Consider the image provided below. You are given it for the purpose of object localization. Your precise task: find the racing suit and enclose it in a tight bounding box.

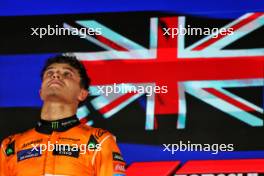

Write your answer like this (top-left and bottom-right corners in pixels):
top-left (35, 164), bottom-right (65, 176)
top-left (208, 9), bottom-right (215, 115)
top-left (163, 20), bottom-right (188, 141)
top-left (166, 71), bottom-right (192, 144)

top-left (0, 115), bottom-right (126, 176)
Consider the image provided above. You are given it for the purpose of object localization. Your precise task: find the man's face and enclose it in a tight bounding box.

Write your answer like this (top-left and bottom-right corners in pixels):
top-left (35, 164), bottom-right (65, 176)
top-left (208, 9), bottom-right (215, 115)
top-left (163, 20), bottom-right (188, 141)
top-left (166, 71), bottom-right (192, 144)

top-left (40, 63), bottom-right (88, 104)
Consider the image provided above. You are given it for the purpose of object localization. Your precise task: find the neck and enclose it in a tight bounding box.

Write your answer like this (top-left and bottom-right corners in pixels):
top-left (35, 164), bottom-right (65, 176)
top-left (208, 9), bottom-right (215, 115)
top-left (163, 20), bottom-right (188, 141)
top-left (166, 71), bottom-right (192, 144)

top-left (41, 101), bottom-right (78, 121)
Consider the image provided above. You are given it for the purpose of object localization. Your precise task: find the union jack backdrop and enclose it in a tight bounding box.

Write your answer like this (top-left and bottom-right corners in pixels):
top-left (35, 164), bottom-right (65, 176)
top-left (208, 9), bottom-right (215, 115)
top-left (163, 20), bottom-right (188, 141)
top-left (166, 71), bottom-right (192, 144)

top-left (0, 10), bottom-right (264, 173)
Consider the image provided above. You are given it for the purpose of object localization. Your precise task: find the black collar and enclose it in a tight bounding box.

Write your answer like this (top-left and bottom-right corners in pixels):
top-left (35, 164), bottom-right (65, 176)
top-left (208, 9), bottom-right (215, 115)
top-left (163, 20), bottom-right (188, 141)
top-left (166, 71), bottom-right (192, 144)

top-left (35, 115), bottom-right (80, 134)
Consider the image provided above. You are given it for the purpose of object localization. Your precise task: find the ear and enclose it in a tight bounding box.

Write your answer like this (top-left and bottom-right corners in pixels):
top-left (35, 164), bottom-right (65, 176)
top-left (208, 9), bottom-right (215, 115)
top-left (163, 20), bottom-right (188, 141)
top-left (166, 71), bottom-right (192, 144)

top-left (78, 89), bottom-right (89, 102)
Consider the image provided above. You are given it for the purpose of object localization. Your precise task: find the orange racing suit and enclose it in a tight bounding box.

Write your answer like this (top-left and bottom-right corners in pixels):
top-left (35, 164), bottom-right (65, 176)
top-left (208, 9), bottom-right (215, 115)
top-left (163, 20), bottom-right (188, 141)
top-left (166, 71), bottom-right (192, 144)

top-left (0, 115), bottom-right (126, 176)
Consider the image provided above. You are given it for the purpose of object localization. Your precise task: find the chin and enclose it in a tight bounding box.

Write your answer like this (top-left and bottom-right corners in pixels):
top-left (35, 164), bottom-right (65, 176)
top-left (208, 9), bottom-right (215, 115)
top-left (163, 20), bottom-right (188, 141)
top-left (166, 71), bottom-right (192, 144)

top-left (44, 92), bottom-right (66, 101)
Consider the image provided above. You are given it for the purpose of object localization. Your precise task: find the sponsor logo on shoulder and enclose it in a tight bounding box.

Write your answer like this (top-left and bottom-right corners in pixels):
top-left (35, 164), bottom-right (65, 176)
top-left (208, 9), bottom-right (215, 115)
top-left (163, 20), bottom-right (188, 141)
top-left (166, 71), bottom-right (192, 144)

top-left (113, 152), bottom-right (125, 162)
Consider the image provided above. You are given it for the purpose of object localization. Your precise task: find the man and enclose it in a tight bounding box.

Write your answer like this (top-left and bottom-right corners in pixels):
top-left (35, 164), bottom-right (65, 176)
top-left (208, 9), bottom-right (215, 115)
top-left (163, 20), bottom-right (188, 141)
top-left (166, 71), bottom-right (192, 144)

top-left (0, 55), bottom-right (126, 176)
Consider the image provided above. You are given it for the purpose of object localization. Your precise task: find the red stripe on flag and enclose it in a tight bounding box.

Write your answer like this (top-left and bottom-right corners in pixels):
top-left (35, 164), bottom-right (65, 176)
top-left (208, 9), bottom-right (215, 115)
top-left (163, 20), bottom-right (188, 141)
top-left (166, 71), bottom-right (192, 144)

top-left (127, 161), bottom-right (180, 176)
top-left (95, 35), bottom-right (129, 51)
top-left (176, 159), bottom-right (264, 173)
top-left (80, 117), bottom-right (88, 124)
top-left (157, 17), bottom-right (178, 59)
top-left (99, 92), bottom-right (137, 114)
top-left (83, 56), bottom-right (264, 85)
top-left (204, 88), bottom-right (256, 112)
top-left (193, 13), bottom-right (263, 51)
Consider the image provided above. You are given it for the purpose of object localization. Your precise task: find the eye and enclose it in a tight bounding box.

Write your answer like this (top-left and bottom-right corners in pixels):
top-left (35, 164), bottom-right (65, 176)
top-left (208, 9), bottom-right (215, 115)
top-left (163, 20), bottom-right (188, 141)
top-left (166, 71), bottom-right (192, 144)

top-left (45, 70), bottom-right (54, 77)
top-left (63, 71), bottom-right (72, 78)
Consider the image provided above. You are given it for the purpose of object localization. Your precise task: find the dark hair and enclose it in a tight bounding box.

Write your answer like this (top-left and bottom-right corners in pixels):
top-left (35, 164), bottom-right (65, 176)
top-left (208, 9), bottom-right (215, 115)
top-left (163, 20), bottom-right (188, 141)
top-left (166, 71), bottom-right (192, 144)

top-left (41, 55), bottom-right (90, 90)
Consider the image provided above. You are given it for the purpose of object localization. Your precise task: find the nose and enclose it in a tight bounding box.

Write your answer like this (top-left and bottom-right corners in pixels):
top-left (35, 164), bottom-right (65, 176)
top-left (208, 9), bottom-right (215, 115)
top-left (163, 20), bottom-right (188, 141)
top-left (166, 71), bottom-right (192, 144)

top-left (52, 71), bottom-right (61, 79)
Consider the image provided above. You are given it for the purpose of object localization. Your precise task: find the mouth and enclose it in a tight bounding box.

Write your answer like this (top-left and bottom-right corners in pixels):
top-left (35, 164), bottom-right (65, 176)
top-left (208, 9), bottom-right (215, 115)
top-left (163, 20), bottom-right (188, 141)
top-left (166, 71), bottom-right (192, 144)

top-left (48, 80), bottom-right (64, 87)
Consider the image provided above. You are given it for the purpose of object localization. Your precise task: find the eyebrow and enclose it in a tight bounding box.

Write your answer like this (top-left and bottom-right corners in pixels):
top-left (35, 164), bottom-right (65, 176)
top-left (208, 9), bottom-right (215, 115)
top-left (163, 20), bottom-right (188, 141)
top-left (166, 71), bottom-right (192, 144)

top-left (45, 66), bottom-right (54, 71)
top-left (62, 67), bottom-right (76, 74)
top-left (45, 66), bottom-right (76, 73)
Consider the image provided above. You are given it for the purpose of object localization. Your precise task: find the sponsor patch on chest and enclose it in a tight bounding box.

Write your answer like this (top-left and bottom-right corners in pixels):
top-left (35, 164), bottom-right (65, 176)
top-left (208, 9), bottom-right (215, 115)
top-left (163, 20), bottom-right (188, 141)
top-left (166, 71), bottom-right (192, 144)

top-left (17, 147), bottom-right (42, 161)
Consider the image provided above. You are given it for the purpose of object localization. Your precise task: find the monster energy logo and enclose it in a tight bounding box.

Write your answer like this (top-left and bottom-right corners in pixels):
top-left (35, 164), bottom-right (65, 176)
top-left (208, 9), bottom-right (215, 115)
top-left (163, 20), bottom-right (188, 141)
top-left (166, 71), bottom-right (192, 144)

top-left (51, 122), bottom-right (59, 129)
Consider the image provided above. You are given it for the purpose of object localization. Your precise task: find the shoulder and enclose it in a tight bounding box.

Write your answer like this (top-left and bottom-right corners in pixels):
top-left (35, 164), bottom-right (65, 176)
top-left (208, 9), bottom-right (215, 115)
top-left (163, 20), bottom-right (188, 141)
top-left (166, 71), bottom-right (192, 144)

top-left (92, 127), bottom-right (114, 143)
top-left (77, 123), bottom-right (116, 144)
top-left (1, 135), bottom-right (15, 148)
top-left (1, 128), bottom-right (35, 149)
